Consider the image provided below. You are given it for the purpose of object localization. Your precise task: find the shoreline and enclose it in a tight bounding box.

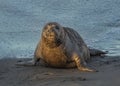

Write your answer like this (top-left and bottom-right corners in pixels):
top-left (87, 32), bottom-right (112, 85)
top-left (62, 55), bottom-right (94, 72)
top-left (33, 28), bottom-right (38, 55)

top-left (0, 56), bottom-right (120, 86)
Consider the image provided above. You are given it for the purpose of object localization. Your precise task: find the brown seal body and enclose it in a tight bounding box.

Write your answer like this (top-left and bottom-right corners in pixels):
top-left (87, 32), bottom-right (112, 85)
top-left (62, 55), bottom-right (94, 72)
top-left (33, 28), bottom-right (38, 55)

top-left (34, 22), bottom-right (98, 72)
top-left (17, 22), bottom-right (107, 72)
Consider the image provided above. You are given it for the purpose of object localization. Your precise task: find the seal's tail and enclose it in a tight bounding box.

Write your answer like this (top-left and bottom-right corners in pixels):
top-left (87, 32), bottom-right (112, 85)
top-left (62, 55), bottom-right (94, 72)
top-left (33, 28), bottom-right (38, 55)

top-left (89, 48), bottom-right (108, 56)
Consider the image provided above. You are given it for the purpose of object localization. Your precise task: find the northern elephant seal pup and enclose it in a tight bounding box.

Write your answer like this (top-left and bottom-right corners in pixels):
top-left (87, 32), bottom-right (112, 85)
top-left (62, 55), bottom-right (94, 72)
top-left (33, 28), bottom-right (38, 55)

top-left (17, 22), bottom-right (107, 72)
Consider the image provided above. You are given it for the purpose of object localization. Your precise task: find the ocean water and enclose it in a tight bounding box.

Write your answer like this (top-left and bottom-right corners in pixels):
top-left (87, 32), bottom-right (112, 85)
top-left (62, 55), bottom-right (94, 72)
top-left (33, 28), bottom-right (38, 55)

top-left (0, 0), bottom-right (120, 59)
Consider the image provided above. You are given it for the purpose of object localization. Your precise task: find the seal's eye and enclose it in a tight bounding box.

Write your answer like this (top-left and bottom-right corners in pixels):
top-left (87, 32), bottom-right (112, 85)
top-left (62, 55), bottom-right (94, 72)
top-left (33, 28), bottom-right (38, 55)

top-left (55, 26), bottom-right (59, 30)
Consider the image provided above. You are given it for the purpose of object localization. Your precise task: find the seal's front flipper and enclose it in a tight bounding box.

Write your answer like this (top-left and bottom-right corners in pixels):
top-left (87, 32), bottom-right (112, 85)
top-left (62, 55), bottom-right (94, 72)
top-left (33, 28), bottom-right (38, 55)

top-left (16, 60), bottom-right (35, 66)
top-left (89, 48), bottom-right (108, 56)
top-left (74, 56), bottom-right (97, 72)
top-left (78, 66), bottom-right (98, 72)
top-left (16, 58), bottom-right (40, 66)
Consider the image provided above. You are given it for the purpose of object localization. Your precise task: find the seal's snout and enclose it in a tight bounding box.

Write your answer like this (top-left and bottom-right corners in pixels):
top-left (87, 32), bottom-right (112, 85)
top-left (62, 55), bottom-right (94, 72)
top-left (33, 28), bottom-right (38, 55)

top-left (47, 29), bottom-right (54, 33)
top-left (42, 22), bottom-right (62, 43)
top-left (46, 28), bottom-right (56, 37)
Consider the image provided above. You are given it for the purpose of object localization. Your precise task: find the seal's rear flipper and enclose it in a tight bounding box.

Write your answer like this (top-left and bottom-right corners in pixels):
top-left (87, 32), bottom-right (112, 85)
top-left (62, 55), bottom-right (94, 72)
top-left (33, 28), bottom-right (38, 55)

top-left (89, 48), bottom-right (108, 56)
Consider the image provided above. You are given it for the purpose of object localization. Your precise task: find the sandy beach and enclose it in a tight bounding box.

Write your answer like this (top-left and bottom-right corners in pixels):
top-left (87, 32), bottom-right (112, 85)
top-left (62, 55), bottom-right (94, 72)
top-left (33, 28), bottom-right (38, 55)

top-left (0, 56), bottom-right (120, 86)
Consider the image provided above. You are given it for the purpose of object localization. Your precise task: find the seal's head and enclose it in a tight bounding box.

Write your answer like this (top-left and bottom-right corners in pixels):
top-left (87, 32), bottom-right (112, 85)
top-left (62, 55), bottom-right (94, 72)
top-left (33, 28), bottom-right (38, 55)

top-left (42, 22), bottom-right (63, 46)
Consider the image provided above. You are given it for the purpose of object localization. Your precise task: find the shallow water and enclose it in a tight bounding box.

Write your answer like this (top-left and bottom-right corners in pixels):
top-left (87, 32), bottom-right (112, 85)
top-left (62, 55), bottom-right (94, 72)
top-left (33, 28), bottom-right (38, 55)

top-left (0, 0), bottom-right (120, 58)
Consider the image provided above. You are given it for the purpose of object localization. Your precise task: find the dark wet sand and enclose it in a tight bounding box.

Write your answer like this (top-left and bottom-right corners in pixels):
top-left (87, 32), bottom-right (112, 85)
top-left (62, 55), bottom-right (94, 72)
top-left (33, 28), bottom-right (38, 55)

top-left (0, 56), bottom-right (120, 86)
